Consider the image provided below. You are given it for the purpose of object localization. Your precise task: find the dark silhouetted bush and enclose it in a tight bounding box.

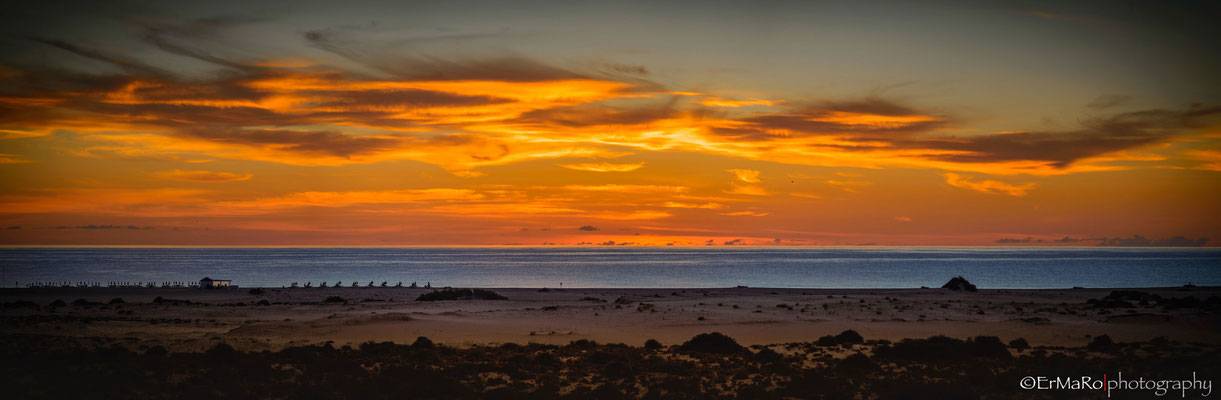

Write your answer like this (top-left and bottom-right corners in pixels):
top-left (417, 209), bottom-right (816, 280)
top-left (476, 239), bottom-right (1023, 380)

top-left (248, 288), bottom-right (266, 295)
top-left (679, 332), bottom-right (745, 354)
top-left (415, 288), bottom-right (508, 301)
top-left (837, 353), bottom-right (877, 376)
top-left (151, 297), bottom-right (192, 305)
top-left (108, 298), bottom-right (125, 304)
top-left (2, 300), bottom-right (38, 310)
top-left (145, 345), bottom-right (167, 357)
top-left (1087, 298), bottom-right (1135, 308)
top-left (71, 298), bottom-right (103, 306)
top-left (644, 339), bottom-right (663, 350)
top-left (873, 335), bottom-right (1007, 362)
top-left (1088, 335), bottom-right (1115, 352)
top-left (49, 299), bottom-right (66, 307)
top-left (942, 276), bottom-right (978, 292)
top-left (970, 336), bottom-right (1010, 358)
top-left (323, 296), bottom-right (347, 303)
top-left (1009, 338), bottom-right (1030, 352)
top-left (835, 329), bottom-right (864, 345)
top-left (412, 336), bottom-right (436, 349)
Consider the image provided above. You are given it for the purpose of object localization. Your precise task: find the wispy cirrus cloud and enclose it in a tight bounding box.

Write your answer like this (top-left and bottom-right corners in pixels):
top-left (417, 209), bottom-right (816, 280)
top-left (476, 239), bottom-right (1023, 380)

top-left (158, 169), bottom-right (252, 182)
top-left (727, 169), bottom-right (762, 183)
top-left (558, 161), bottom-right (645, 172)
top-left (942, 173), bottom-right (1035, 197)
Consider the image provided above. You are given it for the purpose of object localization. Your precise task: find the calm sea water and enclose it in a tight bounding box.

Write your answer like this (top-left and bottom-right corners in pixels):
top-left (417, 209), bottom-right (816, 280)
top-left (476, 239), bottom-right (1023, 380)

top-left (1, 247), bottom-right (1218, 289)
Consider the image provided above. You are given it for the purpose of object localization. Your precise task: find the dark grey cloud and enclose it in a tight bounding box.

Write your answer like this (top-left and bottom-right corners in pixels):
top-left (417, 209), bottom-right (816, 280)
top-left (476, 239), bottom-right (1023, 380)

top-left (182, 128), bottom-right (403, 159)
top-left (1086, 94), bottom-right (1132, 109)
top-left (54, 225), bottom-right (152, 230)
top-left (818, 98), bottom-right (924, 116)
top-left (303, 28), bottom-right (585, 82)
top-left (515, 101), bottom-right (678, 128)
top-left (909, 105), bottom-right (1221, 168)
top-left (1057, 237), bottom-right (1103, 243)
top-left (27, 36), bottom-right (171, 77)
top-left (709, 99), bottom-right (947, 141)
top-left (577, 225), bottom-right (599, 231)
top-left (995, 237), bottom-right (1032, 244)
top-left (1100, 235), bottom-right (1209, 247)
top-left (302, 88), bottom-right (510, 109)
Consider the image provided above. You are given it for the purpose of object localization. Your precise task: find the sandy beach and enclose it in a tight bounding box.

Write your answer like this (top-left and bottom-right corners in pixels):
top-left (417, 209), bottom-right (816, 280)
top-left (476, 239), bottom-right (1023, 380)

top-left (4, 285), bottom-right (1218, 351)
top-left (3, 285), bottom-right (1218, 398)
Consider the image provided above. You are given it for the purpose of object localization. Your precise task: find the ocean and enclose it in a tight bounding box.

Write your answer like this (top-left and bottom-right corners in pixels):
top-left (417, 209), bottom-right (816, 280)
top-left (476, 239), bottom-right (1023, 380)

top-left (1, 246), bottom-right (1218, 289)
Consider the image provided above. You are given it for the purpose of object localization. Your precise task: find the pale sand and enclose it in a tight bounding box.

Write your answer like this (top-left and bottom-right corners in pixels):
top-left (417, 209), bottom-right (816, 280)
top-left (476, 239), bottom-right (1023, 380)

top-left (2, 286), bottom-right (1218, 351)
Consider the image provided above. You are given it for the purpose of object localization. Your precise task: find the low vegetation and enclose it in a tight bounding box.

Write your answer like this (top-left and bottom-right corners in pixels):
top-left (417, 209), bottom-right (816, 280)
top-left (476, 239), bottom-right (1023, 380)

top-left (0, 332), bottom-right (1214, 399)
top-left (415, 289), bottom-right (508, 301)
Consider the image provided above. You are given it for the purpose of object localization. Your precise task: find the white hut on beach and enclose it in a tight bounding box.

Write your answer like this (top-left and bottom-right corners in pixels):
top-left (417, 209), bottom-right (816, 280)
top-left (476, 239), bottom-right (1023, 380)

top-left (199, 277), bottom-right (232, 288)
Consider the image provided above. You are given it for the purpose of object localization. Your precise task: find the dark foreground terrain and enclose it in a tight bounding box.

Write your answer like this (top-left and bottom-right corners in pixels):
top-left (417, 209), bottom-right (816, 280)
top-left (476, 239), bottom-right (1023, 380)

top-left (2, 330), bottom-right (1216, 400)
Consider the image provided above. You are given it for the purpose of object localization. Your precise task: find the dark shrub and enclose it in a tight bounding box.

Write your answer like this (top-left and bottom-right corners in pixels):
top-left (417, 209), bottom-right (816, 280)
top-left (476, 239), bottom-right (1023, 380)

top-left (837, 353), bottom-right (878, 376)
top-left (1087, 298), bottom-right (1134, 308)
top-left (145, 345), bottom-right (168, 357)
top-left (816, 335), bottom-right (839, 346)
top-left (568, 339), bottom-right (598, 349)
top-left (1105, 290), bottom-right (1158, 301)
top-left (2, 300), bottom-right (38, 309)
top-left (412, 336), bottom-right (436, 349)
top-left (942, 276), bottom-right (978, 292)
top-left (1009, 338), bottom-right (1030, 352)
top-left (1088, 335), bottom-right (1115, 352)
top-left (970, 336), bottom-right (1011, 358)
top-left (107, 298), bottom-right (125, 304)
top-left (755, 347), bottom-right (784, 364)
top-left (679, 332), bottom-right (746, 354)
top-left (49, 299), bottom-right (66, 307)
top-left (206, 343), bottom-right (238, 361)
top-left (72, 298), bottom-right (103, 306)
top-left (875, 336), bottom-right (968, 362)
top-left (1161, 296), bottom-right (1204, 309)
top-left (323, 296), bottom-right (346, 303)
top-left (644, 339), bottom-right (663, 350)
top-left (415, 288), bottom-right (508, 301)
top-left (835, 329), bottom-right (865, 345)
top-left (248, 288), bottom-right (266, 295)
top-left (152, 297), bottom-right (192, 305)
top-left (256, 299), bottom-right (271, 306)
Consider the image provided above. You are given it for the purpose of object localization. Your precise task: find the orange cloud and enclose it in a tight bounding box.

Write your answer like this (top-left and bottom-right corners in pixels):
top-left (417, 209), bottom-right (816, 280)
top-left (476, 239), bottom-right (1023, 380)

top-left (563, 184), bottom-right (688, 193)
top-left (558, 162), bottom-right (646, 172)
top-left (0, 188), bottom-right (207, 216)
top-left (222, 189), bottom-right (484, 211)
top-left (662, 201), bottom-right (724, 209)
top-left (699, 97), bottom-right (774, 108)
top-left (0, 153), bottom-right (33, 164)
top-left (727, 169), bottom-right (763, 183)
top-left (720, 211), bottom-right (769, 217)
top-left (158, 170), bottom-right (252, 182)
top-left (942, 173), bottom-right (1035, 196)
top-left (724, 183), bottom-right (769, 196)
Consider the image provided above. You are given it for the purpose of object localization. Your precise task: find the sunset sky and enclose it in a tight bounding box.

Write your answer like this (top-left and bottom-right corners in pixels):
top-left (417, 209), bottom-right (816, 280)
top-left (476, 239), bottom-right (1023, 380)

top-left (1, 0), bottom-right (1218, 246)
